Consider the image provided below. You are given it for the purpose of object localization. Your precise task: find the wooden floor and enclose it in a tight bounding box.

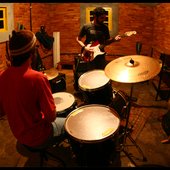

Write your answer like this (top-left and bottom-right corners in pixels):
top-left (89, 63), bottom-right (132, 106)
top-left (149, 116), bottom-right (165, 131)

top-left (0, 68), bottom-right (170, 167)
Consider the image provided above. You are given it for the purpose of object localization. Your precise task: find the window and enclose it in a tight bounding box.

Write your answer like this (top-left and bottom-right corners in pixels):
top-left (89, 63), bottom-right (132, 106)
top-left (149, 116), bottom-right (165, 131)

top-left (0, 3), bottom-right (14, 43)
top-left (0, 7), bottom-right (7, 32)
top-left (85, 7), bottom-right (112, 31)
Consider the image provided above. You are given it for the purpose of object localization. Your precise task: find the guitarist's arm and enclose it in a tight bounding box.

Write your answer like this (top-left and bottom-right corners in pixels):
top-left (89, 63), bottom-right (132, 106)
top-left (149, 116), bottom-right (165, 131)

top-left (100, 34), bottom-right (121, 50)
top-left (76, 36), bottom-right (94, 54)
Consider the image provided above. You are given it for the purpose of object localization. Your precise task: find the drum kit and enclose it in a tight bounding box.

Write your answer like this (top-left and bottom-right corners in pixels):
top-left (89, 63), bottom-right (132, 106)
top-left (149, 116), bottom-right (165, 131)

top-left (54, 54), bottom-right (162, 166)
top-left (104, 55), bottom-right (161, 166)
top-left (52, 92), bottom-right (77, 117)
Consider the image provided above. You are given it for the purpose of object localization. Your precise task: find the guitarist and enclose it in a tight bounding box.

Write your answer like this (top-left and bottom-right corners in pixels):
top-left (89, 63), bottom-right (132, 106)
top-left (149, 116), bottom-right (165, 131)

top-left (76, 7), bottom-right (121, 70)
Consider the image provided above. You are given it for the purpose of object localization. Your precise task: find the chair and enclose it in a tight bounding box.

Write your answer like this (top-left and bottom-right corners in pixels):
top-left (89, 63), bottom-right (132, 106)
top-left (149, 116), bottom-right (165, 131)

top-left (152, 53), bottom-right (170, 101)
top-left (16, 140), bottom-right (66, 167)
top-left (161, 110), bottom-right (170, 144)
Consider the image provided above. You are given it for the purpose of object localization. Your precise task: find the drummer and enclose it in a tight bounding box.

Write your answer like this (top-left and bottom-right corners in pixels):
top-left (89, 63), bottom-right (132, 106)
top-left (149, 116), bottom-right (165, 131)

top-left (0, 30), bottom-right (66, 149)
top-left (76, 6), bottom-right (121, 70)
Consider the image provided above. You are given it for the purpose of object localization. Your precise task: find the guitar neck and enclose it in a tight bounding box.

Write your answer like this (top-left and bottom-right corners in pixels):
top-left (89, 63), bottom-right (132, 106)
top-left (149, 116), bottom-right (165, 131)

top-left (108, 31), bottom-right (136, 45)
top-left (120, 33), bottom-right (127, 38)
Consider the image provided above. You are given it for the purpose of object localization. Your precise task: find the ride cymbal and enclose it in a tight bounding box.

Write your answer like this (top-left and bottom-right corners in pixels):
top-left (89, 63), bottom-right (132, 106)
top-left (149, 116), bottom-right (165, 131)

top-left (44, 67), bottom-right (59, 80)
top-left (105, 55), bottom-right (162, 83)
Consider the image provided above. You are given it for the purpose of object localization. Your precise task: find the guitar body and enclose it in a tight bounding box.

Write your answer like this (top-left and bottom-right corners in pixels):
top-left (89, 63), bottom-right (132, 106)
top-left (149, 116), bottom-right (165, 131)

top-left (81, 31), bottom-right (136, 62)
top-left (81, 41), bottom-right (105, 62)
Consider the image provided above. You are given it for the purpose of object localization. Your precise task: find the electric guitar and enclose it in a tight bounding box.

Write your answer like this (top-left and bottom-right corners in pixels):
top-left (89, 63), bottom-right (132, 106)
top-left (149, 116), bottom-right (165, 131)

top-left (81, 31), bottom-right (137, 62)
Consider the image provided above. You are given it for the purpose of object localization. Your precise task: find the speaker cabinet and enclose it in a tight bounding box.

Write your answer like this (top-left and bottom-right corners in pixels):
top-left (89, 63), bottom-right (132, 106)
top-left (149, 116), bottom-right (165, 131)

top-left (49, 73), bottom-right (66, 93)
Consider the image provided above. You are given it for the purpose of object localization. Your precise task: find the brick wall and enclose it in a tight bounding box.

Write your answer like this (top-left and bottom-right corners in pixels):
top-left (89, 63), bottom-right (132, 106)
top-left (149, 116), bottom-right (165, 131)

top-left (0, 3), bottom-right (170, 71)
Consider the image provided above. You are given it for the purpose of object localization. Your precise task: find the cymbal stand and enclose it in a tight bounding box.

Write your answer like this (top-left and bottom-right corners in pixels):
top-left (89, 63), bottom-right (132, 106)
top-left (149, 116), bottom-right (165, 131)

top-left (119, 83), bottom-right (147, 166)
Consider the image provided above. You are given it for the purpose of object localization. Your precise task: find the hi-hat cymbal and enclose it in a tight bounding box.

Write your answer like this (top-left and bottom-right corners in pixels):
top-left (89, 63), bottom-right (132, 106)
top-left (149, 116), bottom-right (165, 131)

top-left (105, 55), bottom-right (162, 83)
top-left (44, 67), bottom-right (59, 80)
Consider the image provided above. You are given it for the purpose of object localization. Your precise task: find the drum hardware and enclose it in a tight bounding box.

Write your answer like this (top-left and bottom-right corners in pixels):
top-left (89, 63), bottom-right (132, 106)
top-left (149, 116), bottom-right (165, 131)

top-left (64, 104), bottom-right (121, 166)
top-left (105, 55), bottom-right (161, 166)
top-left (116, 84), bottom-right (147, 166)
top-left (52, 92), bottom-right (77, 117)
top-left (105, 55), bottom-right (162, 83)
top-left (78, 69), bottom-right (113, 105)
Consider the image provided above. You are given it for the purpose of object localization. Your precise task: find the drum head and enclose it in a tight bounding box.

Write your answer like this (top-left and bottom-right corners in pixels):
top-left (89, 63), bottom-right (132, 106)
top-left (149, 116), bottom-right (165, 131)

top-left (65, 104), bottom-right (120, 143)
top-left (52, 92), bottom-right (75, 112)
top-left (78, 70), bottom-right (110, 91)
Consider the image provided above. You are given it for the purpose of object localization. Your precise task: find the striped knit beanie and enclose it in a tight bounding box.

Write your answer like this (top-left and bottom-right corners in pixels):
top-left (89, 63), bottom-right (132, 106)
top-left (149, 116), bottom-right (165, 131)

top-left (9, 30), bottom-right (36, 57)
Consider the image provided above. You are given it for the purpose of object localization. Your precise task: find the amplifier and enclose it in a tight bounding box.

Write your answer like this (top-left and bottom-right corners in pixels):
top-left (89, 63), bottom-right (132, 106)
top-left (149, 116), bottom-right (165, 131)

top-left (49, 73), bottom-right (66, 93)
top-left (74, 57), bottom-right (89, 91)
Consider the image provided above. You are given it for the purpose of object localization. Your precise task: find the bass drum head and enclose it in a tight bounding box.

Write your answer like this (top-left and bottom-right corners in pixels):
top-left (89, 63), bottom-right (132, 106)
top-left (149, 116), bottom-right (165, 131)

top-left (65, 104), bottom-right (120, 143)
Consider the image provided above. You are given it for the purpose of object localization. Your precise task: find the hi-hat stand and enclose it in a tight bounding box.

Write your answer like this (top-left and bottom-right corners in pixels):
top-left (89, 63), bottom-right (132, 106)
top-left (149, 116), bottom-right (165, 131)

top-left (119, 83), bottom-right (147, 167)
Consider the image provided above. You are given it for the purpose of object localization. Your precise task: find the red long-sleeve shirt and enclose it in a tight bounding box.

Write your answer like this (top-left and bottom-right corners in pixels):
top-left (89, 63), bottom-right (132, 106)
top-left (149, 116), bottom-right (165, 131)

top-left (0, 61), bottom-right (56, 147)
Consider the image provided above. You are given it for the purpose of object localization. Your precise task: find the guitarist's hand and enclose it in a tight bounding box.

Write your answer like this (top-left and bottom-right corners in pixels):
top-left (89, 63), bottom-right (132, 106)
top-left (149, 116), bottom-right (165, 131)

top-left (84, 45), bottom-right (95, 53)
top-left (114, 35), bottom-right (121, 41)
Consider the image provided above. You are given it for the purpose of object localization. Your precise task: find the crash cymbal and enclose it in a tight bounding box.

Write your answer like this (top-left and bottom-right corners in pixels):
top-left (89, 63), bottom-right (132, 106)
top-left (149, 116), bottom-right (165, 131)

top-left (44, 67), bottom-right (59, 80)
top-left (105, 55), bottom-right (162, 83)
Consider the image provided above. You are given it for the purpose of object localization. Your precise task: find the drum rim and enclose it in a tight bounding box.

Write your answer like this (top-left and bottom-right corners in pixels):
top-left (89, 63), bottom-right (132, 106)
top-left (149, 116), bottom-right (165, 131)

top-left (64, 104), bottom-right (120, 143)
top-left (78, 69), bottom-right (110, 91)
top-left (52, 91), bottom-right (75, 98)
top-left (79, 80), bottom-right (112, 92)
top-left (52, 92), bottom-right (75, 113)
top-left (65, 104), bottom-right (120, 119)
top-left (57, 102), bottom-right (77, 115)
top-left (66, 128), bottom-right (120, 144)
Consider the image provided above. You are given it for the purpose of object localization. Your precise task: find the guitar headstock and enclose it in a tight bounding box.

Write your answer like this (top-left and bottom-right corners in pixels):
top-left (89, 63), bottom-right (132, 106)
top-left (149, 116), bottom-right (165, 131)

top-left (124, 31), bottom-right (137, 37)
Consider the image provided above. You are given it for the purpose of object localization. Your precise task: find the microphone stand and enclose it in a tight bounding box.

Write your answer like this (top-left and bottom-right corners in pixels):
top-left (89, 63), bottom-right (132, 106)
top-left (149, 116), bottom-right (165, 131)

top-left (30, 3), bottom-right (32, 31)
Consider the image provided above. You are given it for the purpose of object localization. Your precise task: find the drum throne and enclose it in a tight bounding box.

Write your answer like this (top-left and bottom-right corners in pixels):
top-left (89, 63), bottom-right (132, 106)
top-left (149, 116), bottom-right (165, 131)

top-left (16, 136), bottom-right (66, 167)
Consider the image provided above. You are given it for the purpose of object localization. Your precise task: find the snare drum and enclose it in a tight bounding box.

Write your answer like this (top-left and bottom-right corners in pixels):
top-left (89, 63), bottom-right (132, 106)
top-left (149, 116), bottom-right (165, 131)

top-left (65, 104), bottom-right (120, 166)
top-left (78, 69), bottom-right (113, 105)
top-left (52, 92), bottom-right (77, 117)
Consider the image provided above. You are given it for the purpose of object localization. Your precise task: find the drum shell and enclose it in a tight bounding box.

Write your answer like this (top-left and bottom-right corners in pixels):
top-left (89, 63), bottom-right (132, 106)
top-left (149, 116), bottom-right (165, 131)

top-left (110, 89), bottom-right (128, 119)
top-left (64, 104), bottom-right (120, 166)
top-left (78, 70), bottom-right (113, 105)
top-left (80, 81), bottom-right (113, 105)
top-left (57, 102), bottom-right (77, 117)
top-left (67, 135), bottom-right (118, 166)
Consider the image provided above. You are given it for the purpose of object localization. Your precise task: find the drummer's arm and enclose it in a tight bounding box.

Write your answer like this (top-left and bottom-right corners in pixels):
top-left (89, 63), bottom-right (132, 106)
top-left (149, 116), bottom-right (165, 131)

top-left (41, 109), bottom-right (56, 122)
top-left (39, 76), bottom-right (57, 122)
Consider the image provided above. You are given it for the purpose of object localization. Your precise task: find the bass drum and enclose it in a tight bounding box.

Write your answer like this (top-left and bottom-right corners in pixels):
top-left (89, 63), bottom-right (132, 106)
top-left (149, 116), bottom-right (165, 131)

top-left (64, 104), bottom-right (120, 166)
top-left (78, 69), bottom-right (113, 105)
top-left (52, 92), bottom-right (77, 117)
